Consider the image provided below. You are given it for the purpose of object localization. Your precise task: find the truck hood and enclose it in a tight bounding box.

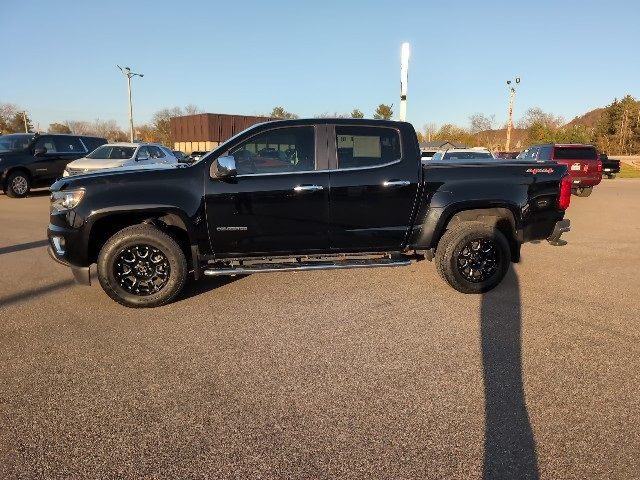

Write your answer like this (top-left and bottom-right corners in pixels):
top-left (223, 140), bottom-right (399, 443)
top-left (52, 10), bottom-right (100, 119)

top-left (52, 163), bottom-right (185, 191)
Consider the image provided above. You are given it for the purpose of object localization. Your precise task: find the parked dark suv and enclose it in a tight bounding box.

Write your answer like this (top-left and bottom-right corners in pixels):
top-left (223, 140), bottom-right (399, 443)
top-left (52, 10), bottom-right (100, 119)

top-left (0, 133), bottom-right (107, 198)
top-left (518, 144), bottom-right (602, 197)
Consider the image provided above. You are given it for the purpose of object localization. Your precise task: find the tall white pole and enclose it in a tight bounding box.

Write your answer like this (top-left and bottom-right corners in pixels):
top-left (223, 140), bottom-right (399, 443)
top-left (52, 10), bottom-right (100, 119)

top-left (400, 42), bottom-right (410, 121)
top-left (127, 75), bottom-right (134, 142)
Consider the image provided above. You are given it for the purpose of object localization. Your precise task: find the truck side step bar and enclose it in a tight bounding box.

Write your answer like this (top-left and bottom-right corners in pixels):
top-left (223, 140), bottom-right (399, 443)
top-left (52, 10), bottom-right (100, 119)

top-left (203, 257), bottom-right (411, 276)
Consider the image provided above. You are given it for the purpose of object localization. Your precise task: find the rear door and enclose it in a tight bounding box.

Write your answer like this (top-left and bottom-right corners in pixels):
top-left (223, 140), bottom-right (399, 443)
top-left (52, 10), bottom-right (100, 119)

top-left (327, 124), bottom-right (420, 252)
top-left (52, 136), bottom-right (87, 176)
top-left (206, 124), bottom-right (330, 257)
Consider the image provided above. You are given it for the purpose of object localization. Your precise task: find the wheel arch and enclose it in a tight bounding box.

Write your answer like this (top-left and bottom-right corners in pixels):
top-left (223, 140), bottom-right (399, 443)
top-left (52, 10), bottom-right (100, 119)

top-left (434, 205), bottom-right (520, 262)
top-left (86, 207), bottom-right (198, 271)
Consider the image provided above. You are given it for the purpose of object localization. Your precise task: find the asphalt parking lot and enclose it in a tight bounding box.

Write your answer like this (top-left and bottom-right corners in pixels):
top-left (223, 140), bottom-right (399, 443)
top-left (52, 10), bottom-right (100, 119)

top-left (1, 181), bottom-right (639, 479)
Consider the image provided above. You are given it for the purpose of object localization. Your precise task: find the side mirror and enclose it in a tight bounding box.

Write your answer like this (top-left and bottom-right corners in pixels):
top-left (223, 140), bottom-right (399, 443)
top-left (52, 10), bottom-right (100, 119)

top-left (137, 151), bottom-right (149, 161)
top-left (210, 155), bottom-right (237, 179)
top-left (34, 147), bottom-right (47, 156)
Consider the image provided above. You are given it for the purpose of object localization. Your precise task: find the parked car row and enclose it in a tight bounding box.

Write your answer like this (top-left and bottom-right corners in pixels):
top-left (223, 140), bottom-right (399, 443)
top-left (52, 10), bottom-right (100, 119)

top-left (421, 142), bottom-right (621, 197)
top-left (0, 133), bottom-right (181, 197)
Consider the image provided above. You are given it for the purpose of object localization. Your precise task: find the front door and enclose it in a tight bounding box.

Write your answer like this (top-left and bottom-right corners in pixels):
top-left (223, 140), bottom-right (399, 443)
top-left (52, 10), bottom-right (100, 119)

top-left (31, 136), bottom-right (87, 182)
top-left (327, 124), bottom-right (420, 252)
top-left (205, 125), bottom-right (330, 257)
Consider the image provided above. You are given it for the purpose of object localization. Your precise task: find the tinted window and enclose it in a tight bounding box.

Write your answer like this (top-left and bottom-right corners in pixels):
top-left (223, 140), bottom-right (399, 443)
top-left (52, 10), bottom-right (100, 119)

top-left (54, 136), bottom-right (84, 153)
top-left (230, 126), bottom-right (315, 175)
top-left (34, 136), bottom-right (57, 153)
top-left (421, 150), bottom-right (437, 158)
top-left (82, 137), bottom-right (107, 151)
top-left (336, 126), bottom-right (400, 168)
top-left (538, 146), bottom-right (552, 160)
top-left (554, 147), bottom-right (597, 160)
top-left (0, 134), bottom-right (33, 152)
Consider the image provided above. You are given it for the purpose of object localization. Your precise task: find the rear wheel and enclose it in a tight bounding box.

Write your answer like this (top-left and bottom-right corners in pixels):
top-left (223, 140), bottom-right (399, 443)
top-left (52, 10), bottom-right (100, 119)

top-left (97, 224), bottom-right (187, 308)
top-left (5, 171), bottom-right (31, 198)
top-left (435, 222), bottom-right (511, 294)
top-left (574, 187), bottom-right (593, 197)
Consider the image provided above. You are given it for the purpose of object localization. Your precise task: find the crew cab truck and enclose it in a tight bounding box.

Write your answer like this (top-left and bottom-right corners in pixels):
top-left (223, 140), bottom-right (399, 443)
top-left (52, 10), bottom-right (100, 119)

top-left (519, 144), bottom-right (602, 197)
top-left (47, 119), bottom-right (571, 308)
top-left (0, 133), bottom-right (107, 197)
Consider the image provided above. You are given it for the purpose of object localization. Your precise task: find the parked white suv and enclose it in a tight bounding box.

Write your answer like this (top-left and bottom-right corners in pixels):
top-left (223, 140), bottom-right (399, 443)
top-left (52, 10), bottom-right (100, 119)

top-left (63, 143), bottom-right (177, 177)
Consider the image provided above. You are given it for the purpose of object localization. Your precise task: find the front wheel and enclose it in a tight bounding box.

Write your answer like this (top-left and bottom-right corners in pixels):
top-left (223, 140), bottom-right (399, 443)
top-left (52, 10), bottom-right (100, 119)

top-left (5, 171), bottom-right (31, 198)
top-left (574, 187), bottom-right (593, 197)
top-left (97, 224), bottom-right (187, 308)
top-left (435, 222), bottom-right (511, 294)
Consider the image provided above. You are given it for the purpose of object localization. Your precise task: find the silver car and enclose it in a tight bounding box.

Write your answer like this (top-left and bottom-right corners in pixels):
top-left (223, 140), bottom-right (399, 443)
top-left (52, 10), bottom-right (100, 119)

top-left (63, 143), bottom-right (177, 177)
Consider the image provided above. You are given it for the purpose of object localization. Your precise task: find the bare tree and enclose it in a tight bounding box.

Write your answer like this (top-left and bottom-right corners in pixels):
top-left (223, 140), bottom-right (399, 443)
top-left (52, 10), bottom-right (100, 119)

top-left (469, 113), bottom-right (495, 134)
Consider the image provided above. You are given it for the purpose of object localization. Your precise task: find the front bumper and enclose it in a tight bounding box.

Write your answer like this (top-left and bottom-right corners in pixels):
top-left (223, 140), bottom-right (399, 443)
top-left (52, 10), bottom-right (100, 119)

top-left (47, 221), bottom-right (92, 285)
top-left (547, 219), bottom-right (570, 246)
top-left (48, 246), bottom-right (91, 285)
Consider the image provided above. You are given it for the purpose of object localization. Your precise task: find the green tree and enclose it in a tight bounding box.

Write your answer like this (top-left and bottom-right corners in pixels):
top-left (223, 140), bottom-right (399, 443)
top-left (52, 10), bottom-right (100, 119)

top-left (373, 104), bottom-right (393, 120)
top-left (269, 106), bottom-right (298, 119)
top-left (350, 108), bottom-right (364, 119)
top-left (48, 122), bottom-right (72, 134)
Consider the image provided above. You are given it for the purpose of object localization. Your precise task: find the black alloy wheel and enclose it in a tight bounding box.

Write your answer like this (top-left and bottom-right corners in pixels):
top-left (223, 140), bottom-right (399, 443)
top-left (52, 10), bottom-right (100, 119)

top-left (114, 244), bottom-right (171, 295)
top-left (456, 238), bottom-right (499, 283)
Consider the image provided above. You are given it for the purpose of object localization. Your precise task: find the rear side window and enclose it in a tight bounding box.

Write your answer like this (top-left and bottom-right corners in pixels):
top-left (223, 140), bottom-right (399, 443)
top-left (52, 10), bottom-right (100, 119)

top-left (82, 137), bottom-right (107, 151)
top-left (336, 126), bottom-right (400, 168)
top-left (538, 146), bottom-right (553, 160)
top-left (554, 147), bottom-right (596, 160)
top-left (54, 136), bottom-right (84, 153)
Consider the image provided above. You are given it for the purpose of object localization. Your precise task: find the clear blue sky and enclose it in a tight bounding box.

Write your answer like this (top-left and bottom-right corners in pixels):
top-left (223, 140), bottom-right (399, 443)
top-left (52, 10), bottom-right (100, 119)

top-left (2, 0), bottom-right (638, 132)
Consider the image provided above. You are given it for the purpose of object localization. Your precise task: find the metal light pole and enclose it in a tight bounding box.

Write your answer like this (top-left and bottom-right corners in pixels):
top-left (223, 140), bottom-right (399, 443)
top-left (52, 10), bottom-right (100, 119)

top-left (117, 65), bottom-right (144, 142)
top-left (505, 77), bottom-right (520, 151)
top-left (399, 42), bottom-right (410, 121)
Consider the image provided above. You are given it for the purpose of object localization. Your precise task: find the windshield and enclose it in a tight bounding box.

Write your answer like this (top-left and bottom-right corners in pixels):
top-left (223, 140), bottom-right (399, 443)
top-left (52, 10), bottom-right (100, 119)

top-left (0, 134), bottom-right (33, 152)
top-left (87, 145), bottom-right (136, 160)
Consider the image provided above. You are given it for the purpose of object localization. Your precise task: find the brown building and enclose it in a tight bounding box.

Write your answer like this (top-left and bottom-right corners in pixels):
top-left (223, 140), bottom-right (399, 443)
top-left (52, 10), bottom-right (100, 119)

top-left (170, 113), bottom-right (272, 154)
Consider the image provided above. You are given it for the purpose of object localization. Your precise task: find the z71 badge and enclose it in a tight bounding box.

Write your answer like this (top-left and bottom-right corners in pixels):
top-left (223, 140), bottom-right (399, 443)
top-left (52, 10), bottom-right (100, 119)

top-left (217, 226), bottom-right (248, 231)
top-left (526, 168), bottom-right (554, 174)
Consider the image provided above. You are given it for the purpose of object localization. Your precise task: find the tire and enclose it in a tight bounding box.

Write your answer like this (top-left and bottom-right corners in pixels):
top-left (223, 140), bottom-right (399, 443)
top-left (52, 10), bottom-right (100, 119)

top-left (5, 170), bottom-right (31, 198)
top-left (435, 221), bottom-right (511, 294)
top-left (574, 187), bottom-right (593, 197)
top-left (97, 224), bottom-right (187, 308)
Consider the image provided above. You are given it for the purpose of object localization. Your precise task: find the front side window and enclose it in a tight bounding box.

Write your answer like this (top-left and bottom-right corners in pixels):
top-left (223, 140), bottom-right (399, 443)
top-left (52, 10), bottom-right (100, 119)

top-left (54, 136), bottom-right (84, 153)
top-left (148, 146), bottom-right (165, 158)
top-left (87, 145), bottom-right (136, 160)
top-left (230, 126), bottom-right (315, 175)
top-left (335, 126), bottom-right (400, 168)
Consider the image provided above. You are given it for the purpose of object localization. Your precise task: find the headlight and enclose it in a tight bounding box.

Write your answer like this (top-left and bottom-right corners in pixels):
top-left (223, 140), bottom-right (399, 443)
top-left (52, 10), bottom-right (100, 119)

top-left (50, 189), bottom-right (85, 212)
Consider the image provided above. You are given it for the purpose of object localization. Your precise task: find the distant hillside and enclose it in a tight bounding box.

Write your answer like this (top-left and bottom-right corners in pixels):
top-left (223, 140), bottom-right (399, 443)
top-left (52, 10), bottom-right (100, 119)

top-left (565, 107), bottom-right (605, 128)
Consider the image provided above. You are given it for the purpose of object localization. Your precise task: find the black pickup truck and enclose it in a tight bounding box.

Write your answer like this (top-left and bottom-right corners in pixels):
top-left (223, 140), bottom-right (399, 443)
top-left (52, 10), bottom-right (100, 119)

top-left (48, 119), bottom-right (571, 308)
top-left (599, 153), bottom-right (621, 179)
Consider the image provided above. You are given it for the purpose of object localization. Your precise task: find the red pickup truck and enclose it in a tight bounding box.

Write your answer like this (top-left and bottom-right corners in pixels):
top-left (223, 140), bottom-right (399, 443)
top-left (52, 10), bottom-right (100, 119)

top-left (518, 144), bottom-right (602, 197)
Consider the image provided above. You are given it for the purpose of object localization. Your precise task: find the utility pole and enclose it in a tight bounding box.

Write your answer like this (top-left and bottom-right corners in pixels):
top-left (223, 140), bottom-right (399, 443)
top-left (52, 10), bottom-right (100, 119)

top-left (505, 77), bottom-right (520, 151)
top-left (399, 43), bottom-right (410, 122)
top-left (21, 111), bottom-right (28, 132)
top-left (117, 65), bottom-right (144, 142)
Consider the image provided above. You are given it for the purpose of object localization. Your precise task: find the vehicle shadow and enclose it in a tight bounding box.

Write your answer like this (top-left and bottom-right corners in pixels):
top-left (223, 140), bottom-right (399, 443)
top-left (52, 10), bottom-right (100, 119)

top-left (481, 262), bottom-right (539, 479)
top-left (176, 274), bottom-right (246, 302)
top-left (0, 279), bottom-right (76, 309)
top-left (0, 239), bottom-right (49, 256)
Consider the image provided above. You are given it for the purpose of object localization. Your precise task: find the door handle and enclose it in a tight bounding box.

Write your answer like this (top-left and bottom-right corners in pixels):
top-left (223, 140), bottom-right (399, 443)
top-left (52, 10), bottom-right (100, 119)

top-left (383, 180), bottom-right (410, 187)
top-left (294, 184), bottom-right (324, 192)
